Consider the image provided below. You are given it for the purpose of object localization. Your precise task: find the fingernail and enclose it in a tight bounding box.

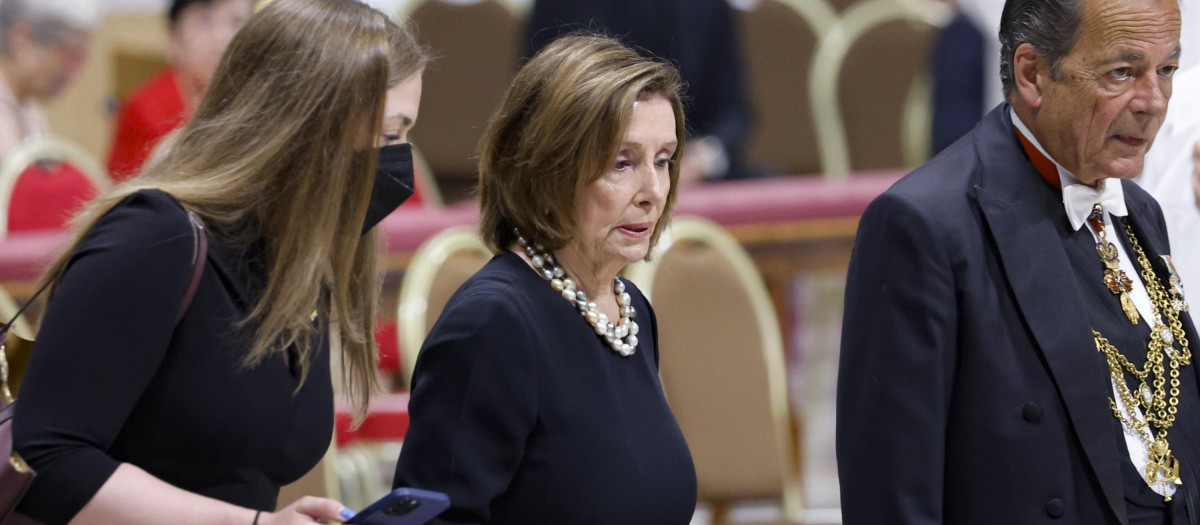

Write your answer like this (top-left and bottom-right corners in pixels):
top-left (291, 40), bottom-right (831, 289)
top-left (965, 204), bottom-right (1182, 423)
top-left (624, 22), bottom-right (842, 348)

top-left (340, 508), bottom-right (357, 520)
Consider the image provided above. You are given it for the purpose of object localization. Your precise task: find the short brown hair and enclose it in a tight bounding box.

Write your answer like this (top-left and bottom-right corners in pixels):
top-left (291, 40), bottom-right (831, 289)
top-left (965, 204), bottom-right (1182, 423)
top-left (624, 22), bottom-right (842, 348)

top-left (478, 34), bottom-right (685, 256)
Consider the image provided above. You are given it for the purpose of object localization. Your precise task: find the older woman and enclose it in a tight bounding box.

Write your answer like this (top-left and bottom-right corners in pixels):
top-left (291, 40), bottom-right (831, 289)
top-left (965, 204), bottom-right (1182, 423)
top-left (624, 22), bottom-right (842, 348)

top-left (392, 35), bottom-right (696, 524)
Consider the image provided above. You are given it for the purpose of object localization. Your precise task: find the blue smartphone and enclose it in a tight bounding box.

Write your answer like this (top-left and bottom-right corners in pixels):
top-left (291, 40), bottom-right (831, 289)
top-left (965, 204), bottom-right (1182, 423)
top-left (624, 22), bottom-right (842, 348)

top-left (346, 487), bottom-right (450, 525)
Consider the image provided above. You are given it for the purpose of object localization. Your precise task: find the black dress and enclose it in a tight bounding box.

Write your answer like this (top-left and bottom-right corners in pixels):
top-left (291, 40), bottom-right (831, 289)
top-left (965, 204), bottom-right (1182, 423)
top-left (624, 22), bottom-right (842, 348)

top-left (13, 190), bottom-right (333, 524)
top-left (393, 252), bottom-right (697, 524)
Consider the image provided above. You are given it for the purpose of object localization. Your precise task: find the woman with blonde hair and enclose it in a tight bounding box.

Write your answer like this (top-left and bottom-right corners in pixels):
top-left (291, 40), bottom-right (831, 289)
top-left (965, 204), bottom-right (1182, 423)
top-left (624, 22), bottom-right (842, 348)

top-left (11, 0), bottom-right (428, 523)
top-left (393, 34), bottom-right (696, 524)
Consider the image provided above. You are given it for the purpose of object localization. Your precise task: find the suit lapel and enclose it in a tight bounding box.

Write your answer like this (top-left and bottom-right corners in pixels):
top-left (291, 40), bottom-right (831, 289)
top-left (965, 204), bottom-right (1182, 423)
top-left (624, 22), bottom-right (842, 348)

top-left (972, 106), bottom-right (1129, 524)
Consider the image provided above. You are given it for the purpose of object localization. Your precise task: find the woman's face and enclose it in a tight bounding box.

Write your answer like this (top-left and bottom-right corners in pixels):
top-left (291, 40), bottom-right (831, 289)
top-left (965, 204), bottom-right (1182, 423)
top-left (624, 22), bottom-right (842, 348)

top-left (379, 71), bottom-right (423, 146)
top-left (569, 93), bottom-right (675, 266)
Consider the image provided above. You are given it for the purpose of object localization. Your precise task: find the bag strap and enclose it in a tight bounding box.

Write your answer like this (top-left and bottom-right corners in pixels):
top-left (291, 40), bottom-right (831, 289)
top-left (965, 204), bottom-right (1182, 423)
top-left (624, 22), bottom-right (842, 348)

top-left (177, 211), bottom-right (207, 323)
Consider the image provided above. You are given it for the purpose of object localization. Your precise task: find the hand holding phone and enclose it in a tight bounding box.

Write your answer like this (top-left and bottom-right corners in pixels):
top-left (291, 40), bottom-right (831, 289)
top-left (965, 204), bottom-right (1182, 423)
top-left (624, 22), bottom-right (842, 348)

top-left (345, 487), bottom-right (450, 525)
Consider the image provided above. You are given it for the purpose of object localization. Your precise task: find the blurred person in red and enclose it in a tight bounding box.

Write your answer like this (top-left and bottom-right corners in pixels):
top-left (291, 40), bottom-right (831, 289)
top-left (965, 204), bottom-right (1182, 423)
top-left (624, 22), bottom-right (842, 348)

top-left (106, 0), bottom-right (253, 182)
top-left (0, 0), bottom-right (102, 232)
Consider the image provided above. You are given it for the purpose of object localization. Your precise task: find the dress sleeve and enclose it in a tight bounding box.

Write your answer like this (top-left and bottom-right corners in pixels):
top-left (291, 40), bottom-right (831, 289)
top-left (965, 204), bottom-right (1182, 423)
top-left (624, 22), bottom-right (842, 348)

top-left (13, 190), bottom-right (198, 524)
top-left (393, 290), bottom-right (538, 524)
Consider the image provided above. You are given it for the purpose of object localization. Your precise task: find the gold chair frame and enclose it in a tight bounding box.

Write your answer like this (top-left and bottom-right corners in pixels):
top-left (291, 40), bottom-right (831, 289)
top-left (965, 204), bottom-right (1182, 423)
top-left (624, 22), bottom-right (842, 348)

top-left (809, 0), bottom-right (951, 176)
top-left (395, 226), bottom-right (491, 385)
top-left (624, 216), bottom-right (801, 522)
top-left (0, 136), bottom-right (112, 239)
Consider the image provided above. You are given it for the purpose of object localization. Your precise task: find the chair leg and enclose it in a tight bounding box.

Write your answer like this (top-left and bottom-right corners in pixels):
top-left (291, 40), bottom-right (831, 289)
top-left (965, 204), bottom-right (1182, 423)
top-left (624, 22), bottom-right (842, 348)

top-left (710, 501), bottom-right (730, 525)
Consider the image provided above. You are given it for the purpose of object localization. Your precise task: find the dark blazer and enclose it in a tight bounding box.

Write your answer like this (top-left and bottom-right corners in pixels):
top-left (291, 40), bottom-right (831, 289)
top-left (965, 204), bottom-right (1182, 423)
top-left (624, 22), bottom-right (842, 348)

top-left (836, 104), bottom-right (1200, 524)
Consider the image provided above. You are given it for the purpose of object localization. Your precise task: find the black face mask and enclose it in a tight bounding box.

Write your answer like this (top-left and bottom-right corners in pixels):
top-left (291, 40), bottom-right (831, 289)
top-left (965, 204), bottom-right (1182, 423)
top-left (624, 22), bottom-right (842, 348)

top-left (362, 143), bottom-right (415, 234)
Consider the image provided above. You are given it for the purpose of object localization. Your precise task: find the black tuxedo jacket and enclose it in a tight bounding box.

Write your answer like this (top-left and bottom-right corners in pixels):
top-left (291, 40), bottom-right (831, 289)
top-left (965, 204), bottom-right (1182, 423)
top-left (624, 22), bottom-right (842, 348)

top-left (837, 104), bottom-right (1200, 524)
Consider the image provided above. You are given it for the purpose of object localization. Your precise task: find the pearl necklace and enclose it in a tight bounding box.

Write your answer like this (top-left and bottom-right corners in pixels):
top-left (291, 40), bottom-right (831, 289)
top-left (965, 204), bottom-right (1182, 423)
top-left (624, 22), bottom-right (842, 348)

top-left (515, 230), bottom-right (639, 357)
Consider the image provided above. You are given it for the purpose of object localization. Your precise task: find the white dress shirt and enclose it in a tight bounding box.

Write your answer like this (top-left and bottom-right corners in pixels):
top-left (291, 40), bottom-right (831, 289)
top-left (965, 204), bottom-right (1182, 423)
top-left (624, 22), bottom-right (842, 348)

top-left (1013, 110), bottom-right (1174, 497)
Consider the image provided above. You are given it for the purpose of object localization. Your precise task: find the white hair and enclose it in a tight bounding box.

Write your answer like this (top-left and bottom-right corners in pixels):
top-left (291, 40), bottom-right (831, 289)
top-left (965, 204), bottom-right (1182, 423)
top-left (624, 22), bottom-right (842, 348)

top-left (0, 0), bottom-right (104, 53)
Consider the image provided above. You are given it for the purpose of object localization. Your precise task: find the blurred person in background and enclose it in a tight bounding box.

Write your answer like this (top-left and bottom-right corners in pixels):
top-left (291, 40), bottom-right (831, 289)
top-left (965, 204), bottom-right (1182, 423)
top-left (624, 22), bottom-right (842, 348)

top-left (0, 0), bottom-right (103, 232)
top-left (107, 0), bottom-right (254, 181)
top-left (12, 0), bottom-right (428, 523)
top-left (1137, 3), bottom-right (1200, 307)
top-left (1140, 64), bottom-right (1200, 309)
top-left (929, 0), bottom-right (986, 154)
top-left (393, 34), bottom-right (696, 524)
top-left (0, 0), bottom-right (100, 159)
top-left (526, 0), bottom-right (752, 185)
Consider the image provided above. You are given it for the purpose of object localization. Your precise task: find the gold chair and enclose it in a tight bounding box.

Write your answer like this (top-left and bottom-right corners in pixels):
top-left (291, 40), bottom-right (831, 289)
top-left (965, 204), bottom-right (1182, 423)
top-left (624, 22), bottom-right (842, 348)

top-left (810, 0), bottom-right (951, 176)
top-left (624, 217), bottom-right (801, 524)
top-left (400, 0), bottom-right (522, 184)
top-left (736, 0), bottom-right (837, 175)
top-left (396, 226), bottom-right (492, 386)
top-left (0, 136), bottom-right (112, 239)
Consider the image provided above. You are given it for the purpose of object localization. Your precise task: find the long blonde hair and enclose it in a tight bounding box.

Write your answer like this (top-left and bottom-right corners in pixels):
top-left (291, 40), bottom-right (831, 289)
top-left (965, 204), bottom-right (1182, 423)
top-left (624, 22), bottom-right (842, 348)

top-left (39, 0), bottom-right (423, 414)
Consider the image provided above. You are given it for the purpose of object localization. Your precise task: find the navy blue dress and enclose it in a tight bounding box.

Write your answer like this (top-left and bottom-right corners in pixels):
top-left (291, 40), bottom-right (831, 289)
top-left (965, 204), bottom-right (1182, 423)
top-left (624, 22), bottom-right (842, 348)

top-left (394, 252), bottom-right (696, 524)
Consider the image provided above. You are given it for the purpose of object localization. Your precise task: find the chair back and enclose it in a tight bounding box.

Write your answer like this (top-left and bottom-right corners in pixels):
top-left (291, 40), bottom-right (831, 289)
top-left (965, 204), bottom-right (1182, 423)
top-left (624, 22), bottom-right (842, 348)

top-left (403, 0), bottom-right (521, 182)
top-left (736, 0), bottom-right (835, 175)
top-left (811, 0), bottom-right (950, 175)
top-left (0, 137), bottom-right (111, 238)
top-left (396, 226), bottom-right (492, 385)
top-left (624, 217), bottom-right (801, 520)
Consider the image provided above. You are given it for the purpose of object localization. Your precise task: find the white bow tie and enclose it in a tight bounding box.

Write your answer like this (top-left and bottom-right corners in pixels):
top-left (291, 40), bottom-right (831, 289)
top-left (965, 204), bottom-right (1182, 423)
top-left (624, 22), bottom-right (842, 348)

top-left (1063, 180), bottom-right (1128, 231)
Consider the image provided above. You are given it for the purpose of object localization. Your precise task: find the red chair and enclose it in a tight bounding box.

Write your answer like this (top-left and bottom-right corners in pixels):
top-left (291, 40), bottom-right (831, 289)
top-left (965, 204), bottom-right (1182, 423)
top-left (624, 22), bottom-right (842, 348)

top-left (0, 137), bottom-right (111, 238)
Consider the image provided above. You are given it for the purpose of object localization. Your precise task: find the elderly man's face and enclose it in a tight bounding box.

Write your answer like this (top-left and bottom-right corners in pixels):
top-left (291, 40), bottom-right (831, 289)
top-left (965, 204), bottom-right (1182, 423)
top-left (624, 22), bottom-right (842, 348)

top-left (1035, 0), bottom-right (1181, 185)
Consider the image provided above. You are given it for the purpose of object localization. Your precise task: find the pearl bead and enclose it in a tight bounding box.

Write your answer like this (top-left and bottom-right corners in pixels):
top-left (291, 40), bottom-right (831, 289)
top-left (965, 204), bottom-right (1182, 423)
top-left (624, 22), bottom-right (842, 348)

top-left (611, 340), bottom-right (624, 352)
top-left (553, 267), bottom-right (564, 278)
top-left (618, 292), bottom-right (631, 306)
top-left (625, 306), bottom-right (636, 319)
top-left (587, 301), bottom-right (597, 311)
top-left (627, 335), bottom-right (638, 348)
top-left (630, 322), bottom-right (639, 336)
top-left (621, 344), bottom-right (633, 356)
top-left (542, 269), bottom-right (554, 281)
top-left (562, 289), bottom-right (576, 302)
top-left (524, 246), bottom-right (536, 256)
top-left (605, 332), bottom-right (616, 343)
top-left (534, 243), bottom-right (544, 251)
top-left (615, 325), bottom-right (628, 339)
top-left (596, 322), bottom-right (608, 336)
top-left (532, 255), bottom-right (544, 268)
top-left (576, 290), bottom-right (588, 302)
top-left (615, 280), bottom-right (625, 293)
top-left (563, 278), bottom-right (575, 291)
top-left (586, 311), bottom-right (598, 323)
top-left (597, 313), bottom-right (609, 327)
top-left (551, 278), bottom-right (564, 291)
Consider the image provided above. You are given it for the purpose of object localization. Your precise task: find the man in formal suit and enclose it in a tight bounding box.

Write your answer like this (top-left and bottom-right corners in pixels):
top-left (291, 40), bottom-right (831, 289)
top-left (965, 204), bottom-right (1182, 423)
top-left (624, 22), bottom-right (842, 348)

top-left (837, 0), bottom-right (1197, 522)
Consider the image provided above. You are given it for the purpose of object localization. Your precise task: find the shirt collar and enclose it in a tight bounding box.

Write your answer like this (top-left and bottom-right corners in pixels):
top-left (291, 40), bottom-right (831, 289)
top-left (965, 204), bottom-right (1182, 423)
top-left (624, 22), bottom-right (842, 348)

top-left (1010, 108), bottom-right (1127, 231)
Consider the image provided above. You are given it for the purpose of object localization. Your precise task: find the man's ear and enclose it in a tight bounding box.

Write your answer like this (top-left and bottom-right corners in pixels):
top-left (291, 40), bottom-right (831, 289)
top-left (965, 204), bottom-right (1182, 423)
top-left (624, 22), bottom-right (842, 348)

top-left (1012, 42), bottom-right (1047, 109)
